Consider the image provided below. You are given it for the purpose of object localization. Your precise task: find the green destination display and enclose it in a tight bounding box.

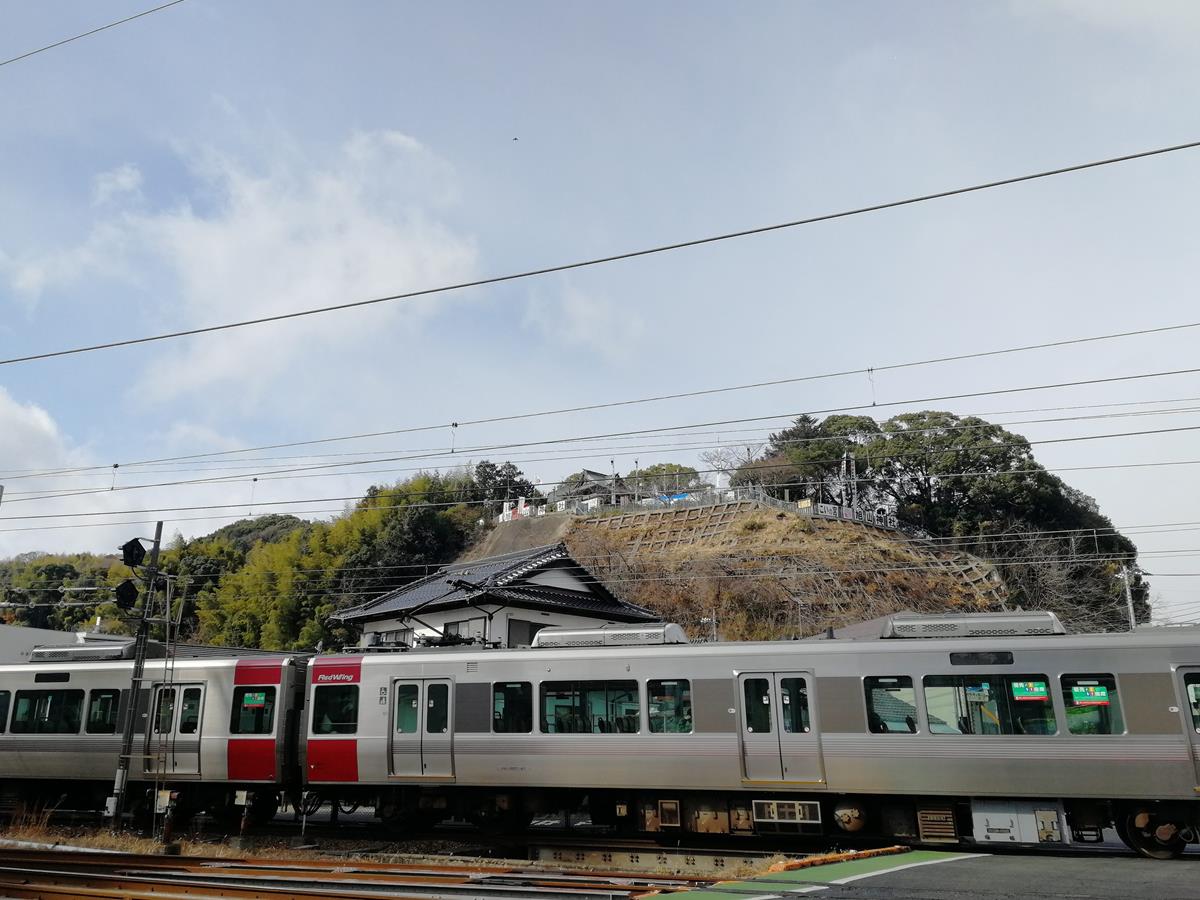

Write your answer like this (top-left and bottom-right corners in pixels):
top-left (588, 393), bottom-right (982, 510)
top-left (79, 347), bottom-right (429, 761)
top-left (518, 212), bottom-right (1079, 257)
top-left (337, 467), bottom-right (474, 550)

top-left (1010, 680), bottom-right (1049, 701)
top-left (1071, 684), bottom-right (1110, 706)
top-left (242, 691), bottom-right (267, 709)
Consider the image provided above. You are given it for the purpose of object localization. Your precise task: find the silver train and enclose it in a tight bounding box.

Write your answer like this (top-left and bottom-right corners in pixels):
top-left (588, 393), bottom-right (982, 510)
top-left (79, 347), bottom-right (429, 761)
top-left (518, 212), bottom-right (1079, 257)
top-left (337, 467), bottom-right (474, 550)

top-left (1, 611), bottom-right (1199, 858)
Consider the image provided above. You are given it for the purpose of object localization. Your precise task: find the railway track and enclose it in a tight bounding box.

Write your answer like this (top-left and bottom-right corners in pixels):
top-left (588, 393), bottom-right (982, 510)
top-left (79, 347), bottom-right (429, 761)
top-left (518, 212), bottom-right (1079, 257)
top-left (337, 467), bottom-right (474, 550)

top-left (0, 847), bottom-right (719, 899)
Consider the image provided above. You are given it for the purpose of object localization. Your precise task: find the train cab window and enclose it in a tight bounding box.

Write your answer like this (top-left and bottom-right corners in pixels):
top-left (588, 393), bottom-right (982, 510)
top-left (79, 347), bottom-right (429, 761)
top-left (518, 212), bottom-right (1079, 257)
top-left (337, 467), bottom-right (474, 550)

top-left (922, 674), bottom-right (1056, 735)
top-left (743, 678), bottom-right (772, 734)
top-left (313, 685), bottom-right (359, 735)
top-left (648, 680), bottom-right (692, 733)
top-left (230, 686), bottom-right (276, 735)
top-left (493, 682), bottom-right (532, 733)
top-left (427, 682), bottom-right (449, 734)
top-left (865, 676), bottom-right (917, 734)
top-left (11, 689), bottom-right (84, 734)
top-left (86, 689), bottom-right (121, 734)
top-left (1060, 675), bottom-right (1123, 735)
top-left (0, 691), bottom-right (9, 734)
top-left (1187, 674), bottom-right (1200, 734)
top-left (780, 677), bottom-right (811, 733)
top-left (395, 684), bottom-right (419, 734)
top-left (541, 680), bottom-right (640, 734)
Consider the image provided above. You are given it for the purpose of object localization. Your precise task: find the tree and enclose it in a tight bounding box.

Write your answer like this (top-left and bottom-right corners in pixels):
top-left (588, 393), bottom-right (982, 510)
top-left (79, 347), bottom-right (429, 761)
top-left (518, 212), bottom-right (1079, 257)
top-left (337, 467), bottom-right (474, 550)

top-left (626, 463), bottom-right (707, 497)
top-left (473, 461), bottom-right (537, 510)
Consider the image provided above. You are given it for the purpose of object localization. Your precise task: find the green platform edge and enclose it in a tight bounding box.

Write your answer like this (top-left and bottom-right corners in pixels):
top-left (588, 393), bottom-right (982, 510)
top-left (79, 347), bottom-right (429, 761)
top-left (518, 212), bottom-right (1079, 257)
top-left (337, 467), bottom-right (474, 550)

top-left (676, 849), bottom-right (975, 897)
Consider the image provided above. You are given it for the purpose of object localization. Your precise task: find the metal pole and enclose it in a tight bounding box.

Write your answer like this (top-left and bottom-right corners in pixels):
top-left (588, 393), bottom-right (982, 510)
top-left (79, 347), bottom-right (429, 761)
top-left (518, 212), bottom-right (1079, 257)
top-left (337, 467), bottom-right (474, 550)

top-left (1122, 565), bottom-right (1137, 631)
top-left (108, 521), bottom-right (163, 832)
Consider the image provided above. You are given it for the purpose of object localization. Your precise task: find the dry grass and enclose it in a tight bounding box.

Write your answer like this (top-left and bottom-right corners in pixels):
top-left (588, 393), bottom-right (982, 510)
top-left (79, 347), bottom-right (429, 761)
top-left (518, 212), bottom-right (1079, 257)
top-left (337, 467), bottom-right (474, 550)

top-left (568, 509), bottom-right (1006, 641)
top-left (0, 823), bottom-right (784, 879)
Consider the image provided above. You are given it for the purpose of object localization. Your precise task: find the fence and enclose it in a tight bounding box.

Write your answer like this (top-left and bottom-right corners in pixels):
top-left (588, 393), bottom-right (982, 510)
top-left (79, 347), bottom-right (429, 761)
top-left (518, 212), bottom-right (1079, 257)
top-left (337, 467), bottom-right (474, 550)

top-left (495, 484), bottom-right (931, 539)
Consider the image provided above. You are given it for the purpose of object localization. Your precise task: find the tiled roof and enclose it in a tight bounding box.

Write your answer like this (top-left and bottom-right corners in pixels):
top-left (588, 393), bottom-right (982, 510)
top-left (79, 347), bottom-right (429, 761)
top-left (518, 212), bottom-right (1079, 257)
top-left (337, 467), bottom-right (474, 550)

top-left (335, 543), bottom-right (656, 623)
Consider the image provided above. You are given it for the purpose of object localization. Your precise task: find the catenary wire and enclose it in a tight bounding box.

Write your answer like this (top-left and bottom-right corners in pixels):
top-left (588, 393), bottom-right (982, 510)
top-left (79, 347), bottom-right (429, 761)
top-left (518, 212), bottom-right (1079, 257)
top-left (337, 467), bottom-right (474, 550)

top-left (9, 362), bottom-right (1200, 503)
top-left (9, 319), bottom-right (1200, 481)
top-left (6, 412), bottom-right (1200, 508)
top-left (0, 1), bottom-right (188, 68)
top-left (4, 140), bottom-right (1200, 368)
top-left (7, 397), bottom-right (1200, 493)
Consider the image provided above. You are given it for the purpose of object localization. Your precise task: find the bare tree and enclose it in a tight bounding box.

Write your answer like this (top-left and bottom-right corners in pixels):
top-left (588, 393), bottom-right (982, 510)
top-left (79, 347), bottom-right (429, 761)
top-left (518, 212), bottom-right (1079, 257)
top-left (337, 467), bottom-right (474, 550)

top-left (699, 443), bottom-right (765, 487)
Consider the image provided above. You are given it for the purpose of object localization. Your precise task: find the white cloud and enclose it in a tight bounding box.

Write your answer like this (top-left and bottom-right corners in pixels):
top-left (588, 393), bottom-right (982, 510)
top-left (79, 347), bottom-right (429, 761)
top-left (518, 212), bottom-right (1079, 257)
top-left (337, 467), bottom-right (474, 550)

top-left (523, 281), bottom-right (644, 363)
top-left (1013, 0), bottom-right (1200, 46)
top-left (0, 129), bottom-right (478, 410)
top-left (93, 164), bottom-right (144, 206)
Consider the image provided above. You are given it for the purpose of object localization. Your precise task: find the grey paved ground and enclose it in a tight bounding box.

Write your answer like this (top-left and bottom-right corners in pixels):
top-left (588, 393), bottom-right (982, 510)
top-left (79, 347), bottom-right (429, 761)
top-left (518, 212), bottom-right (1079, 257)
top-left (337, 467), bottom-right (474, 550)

top-left (812, 853), bottom-right (1199, 900)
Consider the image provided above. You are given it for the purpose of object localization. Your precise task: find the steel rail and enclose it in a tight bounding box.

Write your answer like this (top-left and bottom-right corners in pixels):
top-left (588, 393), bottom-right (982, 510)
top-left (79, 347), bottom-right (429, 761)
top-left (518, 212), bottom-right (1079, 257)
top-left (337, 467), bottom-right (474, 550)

top-left (0, 849), bottom-right (713, 899)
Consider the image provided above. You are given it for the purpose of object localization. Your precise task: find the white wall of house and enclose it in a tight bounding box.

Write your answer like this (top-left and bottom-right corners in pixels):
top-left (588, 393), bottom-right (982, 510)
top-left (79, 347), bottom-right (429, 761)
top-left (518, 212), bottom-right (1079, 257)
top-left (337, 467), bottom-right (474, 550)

top-left (524, 568), bottom-right (590, 592)
top-left (360, 606), bottom-right (636, 649)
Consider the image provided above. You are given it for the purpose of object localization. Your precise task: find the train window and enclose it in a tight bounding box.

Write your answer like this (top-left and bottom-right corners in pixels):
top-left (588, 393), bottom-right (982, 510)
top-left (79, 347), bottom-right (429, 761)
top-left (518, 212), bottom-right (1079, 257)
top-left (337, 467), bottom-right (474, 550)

top-left (541, 680), bottom-right (640, 734)
top-left (0, 691), bottom-right (9, 734)
top-left (648, 680), bottom-right (692, 733)
top-left (780, 677), bottom-right (810, 733)
top-left (922, 675), bottom-right (1057, 735)
top-left (1187, 674), bottom-right (1200, 734)
top-left (313, 685), bottom-right (359, 735)
top-left (395, 684), bottom-right (419, 734)
top-left (427, 683), bottom-right (450, 734)
top-left (179, 688), bottom-right (201, 735)
top-left (230, 686), bottom-right (276, 735)
top-left (1060, 675), bottom-right (1124, 735)
top-left (493, 682), bottom-right (532, 733)
top-left (10, 689), bottom-right (84, 734)
top-left (743, 678), bottom-right (771, 734)
top-left (154, 689), bottom-right (175, 734)
top-left (86, 689), bottom-right (121, 734)
top-left (865, 676), bottom-right (917, 734)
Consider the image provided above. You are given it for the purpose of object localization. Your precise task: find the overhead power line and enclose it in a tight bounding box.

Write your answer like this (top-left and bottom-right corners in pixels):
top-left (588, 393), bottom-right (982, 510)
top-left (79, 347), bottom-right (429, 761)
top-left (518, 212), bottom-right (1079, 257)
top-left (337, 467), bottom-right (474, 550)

top-left (8, 399), bottom-right (1200, 499)
top-left (8, 354), bottom-right (1200, 490)
top-left (0, 1), bottom-right (188, 68)
top-left (8, 369), bottom-right (1200, 506)
top-left (4, 140), bottom-right (1200, 367)
top-left (8, 449), bottom-right (1200, 528)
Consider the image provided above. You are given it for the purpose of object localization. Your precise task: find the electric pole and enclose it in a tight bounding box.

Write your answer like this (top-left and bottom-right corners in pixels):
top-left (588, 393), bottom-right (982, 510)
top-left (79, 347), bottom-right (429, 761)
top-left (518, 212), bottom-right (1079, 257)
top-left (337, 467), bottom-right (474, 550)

top-left (107, 521), bottom-right (164, 832)
top-left (1122, 565), bottom-right (1137, 632)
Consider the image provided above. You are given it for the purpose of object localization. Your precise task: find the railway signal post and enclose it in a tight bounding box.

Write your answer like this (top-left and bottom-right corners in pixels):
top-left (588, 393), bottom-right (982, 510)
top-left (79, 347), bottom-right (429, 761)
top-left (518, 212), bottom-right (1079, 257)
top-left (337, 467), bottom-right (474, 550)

top-left (106, 520), bottom-right (164, 832)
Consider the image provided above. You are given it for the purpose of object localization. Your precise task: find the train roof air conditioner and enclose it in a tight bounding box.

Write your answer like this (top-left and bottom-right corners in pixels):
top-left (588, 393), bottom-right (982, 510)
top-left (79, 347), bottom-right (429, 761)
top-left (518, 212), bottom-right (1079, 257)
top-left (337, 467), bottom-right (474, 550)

top-left (29, 642), bottom-right (140, 661)
top-left (531, 622), bottom-right (689, 649)
top-left (881, 611), bottom-right (1066, 639)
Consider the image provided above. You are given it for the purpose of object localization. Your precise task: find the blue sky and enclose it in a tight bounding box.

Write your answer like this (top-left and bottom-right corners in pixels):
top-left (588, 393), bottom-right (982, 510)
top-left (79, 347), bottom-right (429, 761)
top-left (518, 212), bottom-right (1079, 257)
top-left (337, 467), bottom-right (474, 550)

top-left (2, 1), bottom-right (1199, 621)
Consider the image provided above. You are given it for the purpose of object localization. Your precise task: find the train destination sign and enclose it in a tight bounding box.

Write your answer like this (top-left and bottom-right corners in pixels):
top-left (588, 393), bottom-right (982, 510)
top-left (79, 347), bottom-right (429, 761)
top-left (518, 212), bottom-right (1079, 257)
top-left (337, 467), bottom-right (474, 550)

top-left (242, 691), bottom-right (267, 709)
top-left (1071, 684), bottom-right (1110, 706)
top-left (1011, 680), bottom-right (1049, 701)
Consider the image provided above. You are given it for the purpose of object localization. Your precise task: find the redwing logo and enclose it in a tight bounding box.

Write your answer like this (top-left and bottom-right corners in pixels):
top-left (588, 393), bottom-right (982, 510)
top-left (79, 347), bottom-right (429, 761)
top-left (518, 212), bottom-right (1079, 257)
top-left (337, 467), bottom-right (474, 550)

top-left (317, 672), bottom-right (354, 683)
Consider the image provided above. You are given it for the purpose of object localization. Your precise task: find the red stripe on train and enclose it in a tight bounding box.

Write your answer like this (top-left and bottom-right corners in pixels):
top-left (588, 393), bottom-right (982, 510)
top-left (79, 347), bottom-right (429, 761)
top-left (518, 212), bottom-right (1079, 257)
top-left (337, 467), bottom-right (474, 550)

top-left (234, 657), bottom-right (286, 686)
top-left (228, 738), bottom-right (277, 781)
top-left (307, 739), bottom-right (358, 782)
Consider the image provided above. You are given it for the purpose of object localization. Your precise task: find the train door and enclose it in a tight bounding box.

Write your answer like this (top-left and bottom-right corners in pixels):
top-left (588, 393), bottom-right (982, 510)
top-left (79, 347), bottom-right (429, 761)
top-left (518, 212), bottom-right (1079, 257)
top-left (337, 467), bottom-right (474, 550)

top-left (737, 672), bottom-right (824, 784)
top-left (389, 678), bottom-right (454, 780)
top-left (1177, 668), bottom-right (1200, 784)
top-left (145, 683), bottom-right (205, 776)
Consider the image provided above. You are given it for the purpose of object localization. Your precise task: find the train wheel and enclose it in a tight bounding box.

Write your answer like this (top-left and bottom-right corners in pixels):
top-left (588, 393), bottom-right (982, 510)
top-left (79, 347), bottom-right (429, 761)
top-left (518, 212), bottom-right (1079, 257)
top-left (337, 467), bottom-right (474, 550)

top-left (247, 791), bottom-right (280, 827)
top-left (1119, 808), bottom-right (1187, 860)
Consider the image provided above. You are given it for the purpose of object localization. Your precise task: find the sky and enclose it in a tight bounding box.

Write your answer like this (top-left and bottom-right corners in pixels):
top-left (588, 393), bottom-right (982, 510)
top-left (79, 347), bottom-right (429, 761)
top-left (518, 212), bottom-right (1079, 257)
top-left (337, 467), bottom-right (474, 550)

top-left (1, 1), bottom-right (1199, 622)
